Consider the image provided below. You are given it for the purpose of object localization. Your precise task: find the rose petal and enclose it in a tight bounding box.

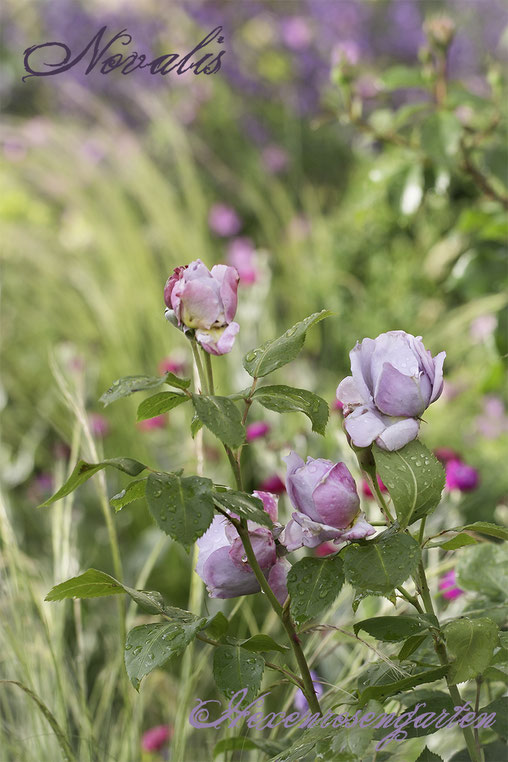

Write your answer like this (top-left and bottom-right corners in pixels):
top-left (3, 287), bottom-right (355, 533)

top-left (344, 405), bottom-right (386, 448)
top-left (375, 417), bottom-right (420, 451)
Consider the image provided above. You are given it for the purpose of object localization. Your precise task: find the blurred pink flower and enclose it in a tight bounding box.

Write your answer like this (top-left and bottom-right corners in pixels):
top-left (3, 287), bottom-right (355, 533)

top-left (332, 399), bottom-right (344, 413)
top-left (137, 415), bottom-right (167, 431)
top-left (141, 724), bottom-right (172, 753)
top-left (227, 237), bottom-right (258, 285)
top-left (261, 145), bottom-right (289, 174)
top-left (445, 459), bottom-right (479, 492)
top-left (89, 413), bottom-right (110, 438)
top-left (434, 447), bottom-right (459, 464)
top-left (331, 40), bottom-right (360, 66)
top-left (258, 474), bottom-right (286, 494)
top-left (362, 475), bottom-right (388, 499)
top-left (208, 203), bottom-right (242, 237)
top-left (246, 421), bottom-right (271, 442)
top-left (470, 314), bottom-right (497, 343)
top-left (439, 569), bottom-right (464, 601)
top-left (280, 17), bottom-right (313, 50)
top-left (158, 357), bottom-right (186, 376)
top-left (476, 396), bottom-right (508, 439)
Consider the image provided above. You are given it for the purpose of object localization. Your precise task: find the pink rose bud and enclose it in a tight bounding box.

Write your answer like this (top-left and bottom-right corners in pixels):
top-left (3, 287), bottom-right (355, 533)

top-left (445, 459), bottom-right (479, 492)
top-left (227, 237), bottom-right (259, 285)
top-left (337, 331), bottom-right (445, 451)
top-left (195, 492), bottom-right (287, 600)
top-left (208, 203), bottom-right (242, 237)
top-left (164, 259), bottom-right (240, 355)
top-left (279, 452), bottom-right (374, 552)
top-left (258, 474), bottom-right (286, 494)
top-left (137, 414), bottom-right (167, 431)
top-left (141, 724), bottom-right (172, 752)
top-left (438, 569), bottom-right (464, 601)
top-left (89, 413), bottom-right (110, 438)
top-left (246, 421), bottom-right (271, 442)
top-left (362, 475), bottom-right (388, 499)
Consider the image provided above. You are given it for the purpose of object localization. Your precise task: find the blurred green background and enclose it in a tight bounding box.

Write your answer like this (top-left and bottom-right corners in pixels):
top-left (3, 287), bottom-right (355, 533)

top-left (1, 1), bottom-right (507, 760)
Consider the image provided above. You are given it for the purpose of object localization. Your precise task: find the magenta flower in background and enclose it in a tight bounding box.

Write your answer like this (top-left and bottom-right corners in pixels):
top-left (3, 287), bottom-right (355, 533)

top-left (280, 16), bottom-right (313, 50)
top-left (294, 671), bottom-right (324, 713)
top-left (439, 569), bottom-right (464, 601)
top-left (246, 421), bottom-right (271, 442)
top-left (141, 724), bottom-right (172, 753)
top-left (89, 413), bottom-right (110, 438)
top-left (337, 331), bottom-right (445, 451)
top-left (279, 452), bottom-right (374, 552)
top-left (261, 144), bottom-right (289, 174)
top-left (362, 475), bottom-right (388, 499)
top-left (158, 356), bottom-right (186, 376)
top-left (445, 459), bottom-right (479, 492)
top-left (164, 259), bottom-right (240, 355)
top-left (227, 237), bottom-right (259, 285)
top-left (137, 415), bottom-right (167, 432)
top-left (196, 491), bottom-right (288, 601)
top-left (434, 447), bottom-right (460, 464)
top-left (258, 474), bottom-right (286, 494)
top-left (208, 203), bottom-right (242, 237)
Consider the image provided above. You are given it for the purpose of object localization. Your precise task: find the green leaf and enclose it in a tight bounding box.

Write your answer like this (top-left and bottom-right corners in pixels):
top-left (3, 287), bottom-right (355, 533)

top-left (343, 530), bottom-right (421, 596)
top-left (398, 633), bottom-right (429, 660)
top-left (456, 544), bottom-right (508, 599)
top-left (450, 742), bottom-right (508, 762)
top-left (373, 442), bottom-right (445, 528)
top-left (420, 112), bottom-right (462, 165)
top-left (212, 490), bottom-right (273, 528)
top-left (163, 372), bottom-right (191, 390)
top-left (444, 617), bottom-right (498, 684)
top-left (358, 665), bottom-right (447, 707)
top-left (137, 391), bottom-right (189, 421)
top-left (190, 414), bottom-right (203, 438)
top-left (213, 738), bottom-right (284, 759)
top-left (100, 375), bottom-right (166, 406)
top-left (288, 555), bottom-right (345, 627)
top-left (191, 395), bottom-right (245, 449)
top-left (354, 616), bottom-right (428, 642)
top-left (242, 310), bottom-right (333, 378)
top-left (45, 568), bottom-right (166, 615)
top-left (213, 645), bottom-right (264, 705)
top-left (429, 533), bottom-right (478, 550)
top-left (381, 65), bottom-right (427, 90)
top-left (396, 692), bottom-right (454, 739)
top-left (479, 696), bottom-right (508, 739)
top-left (252, 385), bottom-right (329, 435)
top-left (110, 477), bottom-right (147, 511)
top-left (125, 614), bottom-right (205, 690)
top-left (458, 521), bottom-right (508, 541)
top-left (39, 458), bottom-right (147, 507)
top-left (146, 472), bottom-right (214, 546)
top-left (202, 611), bottom-right (229, 640)
top-left (415, 748), bottom-right (444, 762)
top-left (239, 634), bottom-right (289, 653)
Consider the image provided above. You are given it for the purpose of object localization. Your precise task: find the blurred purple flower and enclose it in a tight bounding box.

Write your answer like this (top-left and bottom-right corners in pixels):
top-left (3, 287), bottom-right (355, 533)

top-left (470, 314), bottom-right (497, 343)
top-left (439, 569), bottom-right (464, 601)
top-left (227, 237), bottom-right (259, 285)
top-left (89, 413), bottom-right (110, 438)
top-left (331, 40), bottom-right (360, 67)
top-left (476, 396), bottom-right (508, 439)
top-left (246, 421), bottom-right (271, 442)
top-left (141, 724), bottom-right (172, 752)
top-left (280, 16), bottom-right (313, 51)
top-left (337, 331), bottom-right (445, 451)
top-left (294, 671), bottom-right (324, 713)
top-left (258, 474), bottom-right (286, 494)
top-left (445, 459), bottom-right (479, 492)
top-left (279, 452), bottom-right (374, 551)
top-left (261, 145), bottom-right (289, 174)
top-left (208, 203), bottom-right (242, 237)
top-left (158, 356), bottom-right (186, 376)
top-left (137, 415), bottom-right (167, 431)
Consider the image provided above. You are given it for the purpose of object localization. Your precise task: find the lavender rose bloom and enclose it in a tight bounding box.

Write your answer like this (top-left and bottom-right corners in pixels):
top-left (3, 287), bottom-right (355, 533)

top-left (337, 331), bottom-right (446, 451)
top-left (196, 491), bottom-right (288, 602)
top-left (279, 452), bottom-right (375, 552)
top-left (164, 259), bottom-right (240, 355)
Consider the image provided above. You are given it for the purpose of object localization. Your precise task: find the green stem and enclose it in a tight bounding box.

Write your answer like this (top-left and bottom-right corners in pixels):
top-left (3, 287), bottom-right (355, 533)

top-left (203, 351), bottom-right (215, 394)
top-left (397, 586), bottom-right (424, 614)
top-left (416, 561), bottom-right (481, 762)
top-left (190, 338), bottom-right (208, 394)
top-left (419, 516), bottom-right (427, 546)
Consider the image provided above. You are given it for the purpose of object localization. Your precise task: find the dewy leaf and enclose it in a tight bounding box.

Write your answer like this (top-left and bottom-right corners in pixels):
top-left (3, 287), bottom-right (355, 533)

top-left (343, 530), bottom-right (421, 596)
top-left (146, 472), bottom-right (214, 546)
top-left (125, 615), bottom-right (205, 690)
top-left (242, 310), bottom-right (333, 378)
top-left (202, 611), bottom-right (229, 641)
top-left (288, 555), bottom-right (345, 627)
top-left (163, 372), bottom-right (191, 390)
top-left (354, 616), bottom-right (428, 642)
top-left (373, 441), bottom-right (445, 528)
top-left (100, 375), bottom-right (166, 406)
top-left (45, 568), bottom-right (166, 616)
top-left (252, 385), bottom-right (329, 436)
top-left (110, 478), bottom-right (147, 512)
top-left (239, 634), bottom-right (289, 653)
top-left (191, 395), bottom-right (245, 449)
top-left (444, 617), bottom-right (499, 684)
top-left (456, 544), bottom-right (508, 600)
top-left (136, 391), bottom-right (189, 421)
top-left (429, 533), bottom-right (478, 550)
top-left (415, 748), bottom-right (444, 762)
top-left (39, 458), bottom-right (147, 507)
top-left (212, 490), bottom-right (273, 528)
top-left (358, 665), bottom-right (447, 707)
top-left (213, 645), bottom-right (264, 705)
top-left (457, 521), bottom-right (508, 542)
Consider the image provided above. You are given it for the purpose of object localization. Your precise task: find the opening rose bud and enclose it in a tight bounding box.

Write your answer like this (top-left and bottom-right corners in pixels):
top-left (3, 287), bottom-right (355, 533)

top-left (337, 331), bottom-right (445, 451)
top-left (279, 452), bottom-right (375, 551)
top-left (164, 259), bottom-right (240, 355)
